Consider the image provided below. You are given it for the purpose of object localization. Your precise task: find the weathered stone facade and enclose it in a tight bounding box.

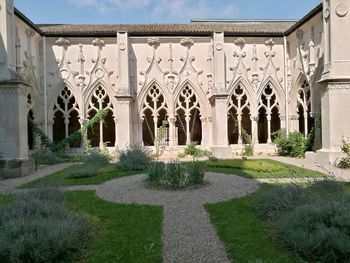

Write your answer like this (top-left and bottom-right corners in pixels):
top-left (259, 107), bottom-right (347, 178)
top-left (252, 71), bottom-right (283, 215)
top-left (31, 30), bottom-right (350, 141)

top-left (1, 0), bottom-right (350, 176)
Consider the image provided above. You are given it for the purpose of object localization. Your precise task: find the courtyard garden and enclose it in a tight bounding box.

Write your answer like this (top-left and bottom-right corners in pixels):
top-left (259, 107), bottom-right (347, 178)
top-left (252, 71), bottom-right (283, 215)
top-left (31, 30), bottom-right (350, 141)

top-left (2, 122), bottom-right (350, 262)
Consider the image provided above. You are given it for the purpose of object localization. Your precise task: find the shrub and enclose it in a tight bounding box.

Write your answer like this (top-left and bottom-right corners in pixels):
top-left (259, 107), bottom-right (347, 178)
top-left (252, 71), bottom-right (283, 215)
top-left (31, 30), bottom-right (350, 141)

top-left (147, 161), bottom-right (206, 189)
top-left (148, 162), bottom-right (165, 183)
top-left (182, 142), bottom-right (211, 158)
top-left (338, 137), bottom-right (350, 169)
top-left (241, 129), bottom-right (254, 156)
top-left (31, 151), bottom-right (67, 165)
top-left (83, 151), bottom-right (110, 166)
top-left (277, 193), bottom-right (350, 263)
top-left (186, 161), bottom-right (206, 184)
top-left (253, 185), bottom-right (304, 221)
top-left (65, 164), bottom-right (99, 179)
top-left (273, 130), bottom-right (306, 157)
top-left (118, 144), bottom-right (153, 171)
top-left (166, 162), bottom-right (186, 189)
top-left (0, 189), bottom-right (90, 263)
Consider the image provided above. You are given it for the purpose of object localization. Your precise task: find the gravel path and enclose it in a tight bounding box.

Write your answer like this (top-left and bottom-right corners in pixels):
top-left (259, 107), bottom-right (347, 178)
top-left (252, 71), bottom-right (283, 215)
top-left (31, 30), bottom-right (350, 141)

top-left (96, 172), bottom-right (259, 263)
top-left (0, 163), bottom-right (76, 195)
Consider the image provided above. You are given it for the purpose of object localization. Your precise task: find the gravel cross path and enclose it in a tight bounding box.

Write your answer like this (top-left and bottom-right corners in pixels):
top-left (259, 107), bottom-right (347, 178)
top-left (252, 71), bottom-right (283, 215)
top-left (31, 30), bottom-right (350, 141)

top-left (95, 172), bottom-right (259, 263)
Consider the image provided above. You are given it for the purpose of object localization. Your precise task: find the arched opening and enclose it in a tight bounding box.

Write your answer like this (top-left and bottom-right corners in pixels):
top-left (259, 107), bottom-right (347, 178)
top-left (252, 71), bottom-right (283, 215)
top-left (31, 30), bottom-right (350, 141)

top-left (297, 81), bottom-right (314, 135)
top-left (175, 85), bottom-right (202, 145)
top-left (227, 84), bottom-right (251, 144)
top-left (52, 87), bottom-right (81, 147)
top-left (141, 85), bottom-right (169, 146)
top-left (258, 84), bottom-right (280, 143)
top-left (27, 93), bottom-right (35, 150)
top-left (87, 86), bottom-right (115, 147)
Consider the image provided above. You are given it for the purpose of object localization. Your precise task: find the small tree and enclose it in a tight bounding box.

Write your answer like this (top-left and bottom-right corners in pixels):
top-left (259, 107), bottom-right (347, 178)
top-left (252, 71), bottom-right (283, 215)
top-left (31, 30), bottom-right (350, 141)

top-left (241, 129), bottom-right (254, 156)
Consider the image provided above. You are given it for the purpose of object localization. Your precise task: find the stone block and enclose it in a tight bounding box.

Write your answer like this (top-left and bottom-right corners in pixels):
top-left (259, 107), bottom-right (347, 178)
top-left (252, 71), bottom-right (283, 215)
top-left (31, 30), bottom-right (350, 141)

top-left (0, 158), bottom-right (35, 178)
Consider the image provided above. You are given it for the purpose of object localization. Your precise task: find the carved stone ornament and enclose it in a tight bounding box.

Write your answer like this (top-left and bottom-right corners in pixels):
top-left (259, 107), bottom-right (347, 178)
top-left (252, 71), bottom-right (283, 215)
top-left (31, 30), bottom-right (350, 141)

top-left (335, 4), bottom-right (348, 17)
top-left (324, 7), bottom-right (330, 20)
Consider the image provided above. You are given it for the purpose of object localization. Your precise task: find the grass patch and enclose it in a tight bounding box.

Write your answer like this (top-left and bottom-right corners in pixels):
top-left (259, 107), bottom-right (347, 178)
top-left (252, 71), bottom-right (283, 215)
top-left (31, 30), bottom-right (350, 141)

top-left (66, 191), bottom-right (162, 263)
top-left (205, 159), bottom-right (325, 179)
top-left (20, 164), bottom-right (142, 188)
top-left (206, 194), bottom-right (302, 263)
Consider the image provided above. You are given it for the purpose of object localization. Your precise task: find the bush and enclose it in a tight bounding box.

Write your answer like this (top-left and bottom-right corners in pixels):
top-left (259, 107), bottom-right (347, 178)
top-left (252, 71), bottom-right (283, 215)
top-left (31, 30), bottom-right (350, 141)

top-left (0, 189), bottom-right (90, 263)
top-left (273, 130), bottom-right (306, 157)
top-left (241, 129), bottom-right (254, 156)
top-left (338, 157), bottom-right (350, 169)
top-left (83, 151), bottom-right (110, 166)
top-left (65, 164), bottom-right (99, 179)
top-left (182, 142), bottom-right (211, 158)
top-left (253, 185), bottom-right (304, 221)
top-left (277, 193), bottom-right (350, 263)
top-left (186, 161), bottom-right (206, 184)
top-left (118, 144), bottom-right (153, 171)
top-left (32, 151), bottom-right (67, 165)
top-left (147, 161), bottom-right (206, 189)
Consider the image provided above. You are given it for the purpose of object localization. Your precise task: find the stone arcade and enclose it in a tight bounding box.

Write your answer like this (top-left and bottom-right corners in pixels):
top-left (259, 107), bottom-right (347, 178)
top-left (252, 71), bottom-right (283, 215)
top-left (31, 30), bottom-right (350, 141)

top-left (1, 0), bottom-right (350, 177)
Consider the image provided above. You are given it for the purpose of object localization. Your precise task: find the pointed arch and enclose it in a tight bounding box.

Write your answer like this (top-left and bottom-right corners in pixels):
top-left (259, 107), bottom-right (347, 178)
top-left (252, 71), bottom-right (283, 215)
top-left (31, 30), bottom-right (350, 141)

top-left (174, 81), bottom-right (205, 145)
top-left (258, 76), bottom-right (285, 115)
top-left (227, 77), bottom-right (257, 112)
top-left (174, 79), bottom-right (210, 117)
top-left (86, 83), bottom-right (116, 147)
top-left (138, 78), bottom-right (173, 115)
top-left (257, 82), bottom-right (281, 143)
top-left (51, 84), bottom-right (81, 147)
top-left (140, 82), bottom-right (170, 146)
top-left (227, 81), bottom-right (253, 144)
top-left (48, 80), bottom-right (80, 121)
top-left (84, 79), bottom-right (116, 108)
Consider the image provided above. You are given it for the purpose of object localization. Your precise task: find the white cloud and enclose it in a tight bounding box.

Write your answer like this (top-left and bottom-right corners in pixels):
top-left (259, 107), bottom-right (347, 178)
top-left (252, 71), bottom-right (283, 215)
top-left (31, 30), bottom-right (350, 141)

top-left (68, 0), bottom-right (239, 19)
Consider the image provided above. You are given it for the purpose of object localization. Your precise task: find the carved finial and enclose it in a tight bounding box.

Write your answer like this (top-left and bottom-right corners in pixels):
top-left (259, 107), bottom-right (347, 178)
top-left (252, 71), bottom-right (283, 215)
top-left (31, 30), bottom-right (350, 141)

top-left (78, 44), bottom-right (85, 75)
top-left (92, 38), bottom-right (105, 48)
top-left (252, 44), bottom-right (258, 61)
top-left (234, 38), bottom-right (246, 49)
top-left (25, 29), bottom-right (35, 39)
top-left (265, 38), bottom-right (275, 48)
top-left (147, 38), bottom-right (160, 48)
top-left (296, 30), bottom-right (304, 41)
top-left (180, 38), bottom-right (194, 48)
top-left (56, 37), bottom-right (70, 47)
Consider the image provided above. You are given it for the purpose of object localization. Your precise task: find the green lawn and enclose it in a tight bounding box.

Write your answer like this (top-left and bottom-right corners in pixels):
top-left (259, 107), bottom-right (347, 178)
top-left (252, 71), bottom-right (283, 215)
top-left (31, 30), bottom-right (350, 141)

top-left (20, 164), bottom-right (143, 188)
top-left (205, 193), bottom-right (303, 263)
top-left (66, 191), bottom-right (162, 263)
top-left (205, 159), bottom-right (326, 179)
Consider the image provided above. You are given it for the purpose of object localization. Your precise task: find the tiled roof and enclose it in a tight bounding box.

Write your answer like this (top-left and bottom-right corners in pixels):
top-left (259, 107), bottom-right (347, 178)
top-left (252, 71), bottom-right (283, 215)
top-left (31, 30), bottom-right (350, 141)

top-left (14, 3), bottom-right (323, 37)
top-left (37, 21), bottom-right (296, 36)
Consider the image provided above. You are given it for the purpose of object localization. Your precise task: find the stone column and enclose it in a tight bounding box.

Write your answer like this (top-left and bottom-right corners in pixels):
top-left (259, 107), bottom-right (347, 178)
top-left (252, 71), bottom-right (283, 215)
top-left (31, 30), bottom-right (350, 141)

top-left (315, 0), bottom-right (350, 163)
top-left (168, 116), bottom-right (176, 147)
top-left (250, 116), bottom-right (258, 144)
top-left (115, 96), bottom-right (133, 149)
top-left (0, 81), bottom-right (35, 177)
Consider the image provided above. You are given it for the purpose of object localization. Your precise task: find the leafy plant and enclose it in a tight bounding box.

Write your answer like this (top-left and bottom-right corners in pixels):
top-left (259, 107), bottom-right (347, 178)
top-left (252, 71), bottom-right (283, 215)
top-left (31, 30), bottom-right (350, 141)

top-left (278, 193), bottom-right (350, 263)
top-left (186, 161), bottom-right (206, 184)
top-left (0, 189), bottom-right (91, 263)
top-left (241, 129), bottom-right (254, 156)
top-left (28, 109), bottom-right (108, 153)
top-left (273, 129), bottom-right (306, 157)
top-left (181, 141), bottom-right (211, 158)
top-left (118, 144), bottom-right (153, 171)
top-left (338, 137), bottom-right (350, 169)
top-left (147, 161), bottom-right (206, 189)
top-left (31, 150), bottom-right (67, 165)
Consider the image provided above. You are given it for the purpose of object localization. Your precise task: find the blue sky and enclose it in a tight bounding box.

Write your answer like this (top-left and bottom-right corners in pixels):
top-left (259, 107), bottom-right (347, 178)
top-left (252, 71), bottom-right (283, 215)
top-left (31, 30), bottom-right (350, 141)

top-left (14, 0), bottom-right (321, 24)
